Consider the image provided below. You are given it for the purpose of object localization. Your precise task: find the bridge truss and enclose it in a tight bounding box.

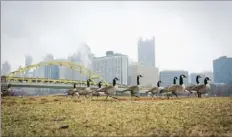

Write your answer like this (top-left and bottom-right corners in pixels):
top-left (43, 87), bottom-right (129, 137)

top-left (4, 60), bottom-right (125, 87)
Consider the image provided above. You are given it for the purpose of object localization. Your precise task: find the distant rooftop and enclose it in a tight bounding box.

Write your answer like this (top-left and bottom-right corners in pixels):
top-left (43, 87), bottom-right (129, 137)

top-left (217, 56), bottom-right (232, 60)
top-left (94, 51), bottom-right (127, 59)
top-left (161, 70), bottom-right (188, 72)
top-left (138, 36), bottom-right (155, 42)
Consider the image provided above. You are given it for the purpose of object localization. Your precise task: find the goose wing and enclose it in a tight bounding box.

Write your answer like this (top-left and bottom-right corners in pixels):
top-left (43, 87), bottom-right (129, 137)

top-left (191, 84), bottom-right (205, 91)
top-left (147, 87), bottom-right (158, 92)
top-left (185, 85), bottom-right (196, 91)
top-left (97, 85), bottom-right (114, 92)
top-left (91, 87), bottom-right (98, 90)
top-left (123, 85), bottom-right (138, 92)
top-left (168, 85), bottom-right (182, 91)
top-left (77, 87), bottom-right (86, 90)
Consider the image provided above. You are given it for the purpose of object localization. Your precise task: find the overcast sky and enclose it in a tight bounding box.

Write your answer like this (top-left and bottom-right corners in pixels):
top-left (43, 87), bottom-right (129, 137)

top-left (1, 1), bottom-right (232, 73)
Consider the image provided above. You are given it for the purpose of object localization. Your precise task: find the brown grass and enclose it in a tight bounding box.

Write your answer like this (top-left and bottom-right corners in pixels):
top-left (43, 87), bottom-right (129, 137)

top-left (1, 96), bottom-right (232, 137)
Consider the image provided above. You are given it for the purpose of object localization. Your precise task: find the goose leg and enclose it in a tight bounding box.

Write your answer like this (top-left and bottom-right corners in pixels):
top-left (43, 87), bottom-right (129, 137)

top-left (111, 96), bottom-right (118, 99)
top-left (197, 92), bottom-right (201, 98)
top-left (194, 92), bottom-right (197, 97)
top-left (172, 92), bottom-right (178, 98)
top-left (152, 94), bottom-right (155, 99)
top-left (199, 93), bottom-right (202, 98)
top-left (188, 91), bottom-right (192, 97)
top-left (135, 94), bottom-right (140, 98)
top-left (156, 93), bottom-right (159, 98)
top-left (167, 93), bottom-right (170, 99)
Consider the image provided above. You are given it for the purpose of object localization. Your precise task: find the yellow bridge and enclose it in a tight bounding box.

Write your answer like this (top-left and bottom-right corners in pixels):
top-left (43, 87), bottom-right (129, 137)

top-left (1, 60), bottom-right (129, 88)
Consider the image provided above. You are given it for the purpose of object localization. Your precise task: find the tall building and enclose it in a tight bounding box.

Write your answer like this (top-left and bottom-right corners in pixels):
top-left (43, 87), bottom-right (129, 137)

top-left (44, 54), bottom-right (60, 79)
top-left (15, 65), bottom-right (23, 77)
top-left (55, 58), bottom-right (68, 79)
top-left (160, 70), bottom-right (189, 87)
top-left (128, 62), bottom-right (159, 87)
top-left (1, 61), bottom-right (11, 76)
top-left (93, 51), bottom-right (128, 85)
top-left (65, 43), bottom-right (94, 81)
top-left (25, 55), bottom-right (33, 77)
top-left (213, 56), bottom-right (232, 84)
top-left (138, 36), bottom-right (156, 67)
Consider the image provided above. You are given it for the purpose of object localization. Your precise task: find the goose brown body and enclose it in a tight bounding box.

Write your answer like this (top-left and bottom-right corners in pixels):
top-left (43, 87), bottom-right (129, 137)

top-left (146, 80), bottom-right (163, 98)
top-left (121, 75), bottom-right (143, 98)
top-left (191, 77), bottom-right (211, 98)
top-left (97, 77), bottom-right (119, 100)
top-left (167, 74), bottom-right (187, 98)
top-left (65, 83), bottom-right (78, 97)
top-left (77, 79), bottom-right (93, 98)
top-left (159, 77), bottom-right (178, 97)
top-left (185, 75), bottom-right (201, 97)
top-left (91, 81), bottom-right (103, 98)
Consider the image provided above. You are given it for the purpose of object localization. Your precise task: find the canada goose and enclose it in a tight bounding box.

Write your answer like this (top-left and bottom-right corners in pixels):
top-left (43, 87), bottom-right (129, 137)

top-left (1, 84), bottom-right (12, 96)
top-left (168, 74), bottom-right (187, 98)
top-left (192, 77), bottom-right (211, 98)
top-left (77, 79), bottom-right (93, 98)
top-left (121, 75), bottom-right (143, 98)
top-left (159, 76), bottom-right (178, 97)
top-left (97, 77), bottom-right (119, 100)
top-left (146, 80), bottom-right (163, 99)
top-left (65, 83), bottom-right (78, 97)
top-left (91, 81), bottom-right (103, 98)
top-left (185, 75), bottom-right (201, 97)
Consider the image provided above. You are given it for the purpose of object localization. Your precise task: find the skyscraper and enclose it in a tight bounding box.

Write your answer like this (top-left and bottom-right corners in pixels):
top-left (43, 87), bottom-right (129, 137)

top-left (44, 54), bottom-right (59, 79)
top-left (213, 56), bottom-right (232, 84)
top-left (1, 61), bottom-right (11, 76)
top-left (25, 55), bottom-right (33, 77)
top-left (138, 36), bottom-right (156, 67)
top-left (93, 51), bottom-right (128, 85)
top-left (65, 43), bottom-right (94, 81)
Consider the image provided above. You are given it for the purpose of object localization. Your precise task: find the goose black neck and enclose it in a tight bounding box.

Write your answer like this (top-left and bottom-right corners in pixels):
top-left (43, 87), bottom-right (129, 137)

top-left (157, 81), bottom-right (160, 87)
top-left (98, 82), bottom-right (102, 88)
top-left (73, 84), bottom-right (76, 88)
top-left (204, 78), bottom-right (208, 85)
top-left (137, 76), bottom-right (140, 85)
top-left (87, 80), bottom-right (90, 87)
top-left (113, 79), bottom-right (116, 86)
top-left (179, 76), bottom-right (183, 85)
top-left (196, 76), bottom-right (200, 84)
top-left (173, 78), bottom-right (176, 84)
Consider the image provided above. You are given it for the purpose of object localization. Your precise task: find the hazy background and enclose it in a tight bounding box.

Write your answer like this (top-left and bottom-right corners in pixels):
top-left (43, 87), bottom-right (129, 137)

top-left (1, 1), bottom-right (232, 73)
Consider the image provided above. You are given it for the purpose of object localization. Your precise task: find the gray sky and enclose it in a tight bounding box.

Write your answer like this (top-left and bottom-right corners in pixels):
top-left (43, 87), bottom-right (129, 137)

top-left (1, 1), bottom-right (232, 73)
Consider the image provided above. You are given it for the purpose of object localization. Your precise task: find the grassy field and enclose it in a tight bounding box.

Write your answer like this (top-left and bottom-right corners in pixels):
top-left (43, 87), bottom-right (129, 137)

top-left (1, 96), bottom-right (232, 137)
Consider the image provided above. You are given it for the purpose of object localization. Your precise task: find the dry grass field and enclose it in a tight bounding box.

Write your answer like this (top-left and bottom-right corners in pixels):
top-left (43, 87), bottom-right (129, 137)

top-left (1, 96), bottom-right (232, 137)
